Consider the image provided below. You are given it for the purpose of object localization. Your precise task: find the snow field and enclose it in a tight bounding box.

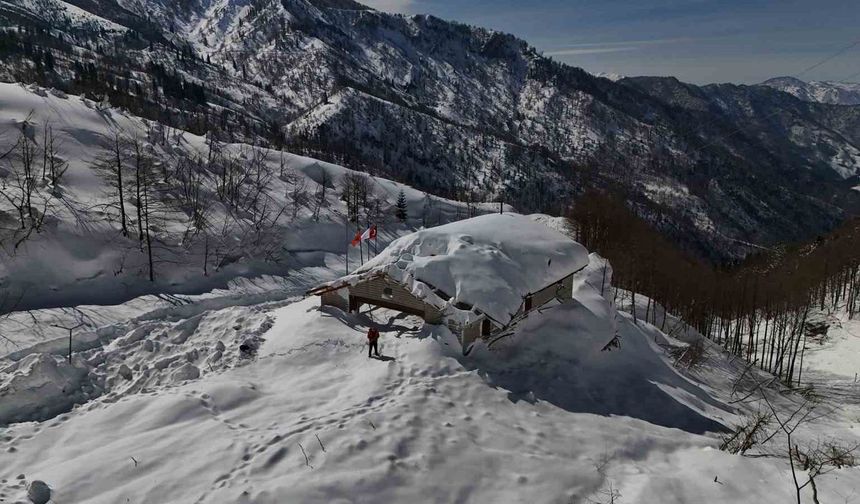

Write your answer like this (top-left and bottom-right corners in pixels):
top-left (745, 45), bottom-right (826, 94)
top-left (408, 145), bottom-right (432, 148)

top-left (1, 256), bottom-right (858, 503)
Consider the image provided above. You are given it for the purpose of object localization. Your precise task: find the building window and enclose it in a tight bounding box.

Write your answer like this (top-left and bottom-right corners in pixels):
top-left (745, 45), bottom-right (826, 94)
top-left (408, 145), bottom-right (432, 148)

top-left (382, 287), bottom-right (394, 300)
top-left (481, 318), bottom-right (492, 336)
top-left (524, 296), bottom-right (533, 312)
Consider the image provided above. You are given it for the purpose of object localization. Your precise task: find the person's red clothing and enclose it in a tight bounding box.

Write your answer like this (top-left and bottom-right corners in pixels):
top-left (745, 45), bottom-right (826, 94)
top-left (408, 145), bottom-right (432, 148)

top-left (367, 327), bottom-right (380, 357)
top-left (367, 327), bottom-right (380, 342)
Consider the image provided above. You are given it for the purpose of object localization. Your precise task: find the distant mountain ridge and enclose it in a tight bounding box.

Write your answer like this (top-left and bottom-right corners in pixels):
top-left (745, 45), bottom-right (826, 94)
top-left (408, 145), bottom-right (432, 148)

top-left (1, 0), bottom-right (860, 259)
top-left (760, 76), bottom-right (860, 106)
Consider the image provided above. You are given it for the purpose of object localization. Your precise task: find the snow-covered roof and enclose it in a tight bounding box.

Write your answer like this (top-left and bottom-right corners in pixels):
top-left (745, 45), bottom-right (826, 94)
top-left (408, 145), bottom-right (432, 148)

top-left (317, 213), bottom-right (589, 324)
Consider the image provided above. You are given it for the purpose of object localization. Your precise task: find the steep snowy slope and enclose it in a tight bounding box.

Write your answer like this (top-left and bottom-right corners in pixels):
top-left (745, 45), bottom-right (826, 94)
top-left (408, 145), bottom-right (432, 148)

top-left (2, 253), bottom-right (858, 503)
top-left (0, 82), bottom-right (503, 314)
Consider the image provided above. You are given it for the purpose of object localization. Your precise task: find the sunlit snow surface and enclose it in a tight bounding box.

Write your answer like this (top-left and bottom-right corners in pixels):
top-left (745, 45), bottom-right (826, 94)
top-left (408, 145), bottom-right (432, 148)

top-left (1, 257), bottom-right (858, 503)
top-left (348, 213), bottom-right (589, 324)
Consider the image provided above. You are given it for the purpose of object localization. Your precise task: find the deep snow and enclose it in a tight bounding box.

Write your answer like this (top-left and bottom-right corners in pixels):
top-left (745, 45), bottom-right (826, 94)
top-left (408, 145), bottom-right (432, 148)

top-left (1, 252), bottom-right (858, 503)
top-left (340, 212), bottom-right (589, 324)
top-left (0, 81), bottom-right (858, 504)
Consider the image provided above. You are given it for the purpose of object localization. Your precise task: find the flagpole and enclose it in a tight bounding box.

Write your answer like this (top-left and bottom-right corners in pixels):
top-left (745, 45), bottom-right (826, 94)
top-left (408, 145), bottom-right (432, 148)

top-left (345, 218), bottom-right (349, 275)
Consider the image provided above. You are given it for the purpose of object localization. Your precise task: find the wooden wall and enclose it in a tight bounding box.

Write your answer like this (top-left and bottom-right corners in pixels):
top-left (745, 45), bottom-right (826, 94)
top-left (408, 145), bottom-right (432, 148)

top-left (348, 276), bottom-right (444, 323)
top-left (531, 273), bottom-right (574, 308)
top-left (321, 289), bottom-right (349, 311)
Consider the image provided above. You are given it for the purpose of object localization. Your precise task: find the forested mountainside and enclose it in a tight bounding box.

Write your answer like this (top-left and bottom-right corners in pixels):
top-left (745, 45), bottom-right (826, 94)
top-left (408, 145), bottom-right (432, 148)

top-left (2, 0), bottom-right (860, 259)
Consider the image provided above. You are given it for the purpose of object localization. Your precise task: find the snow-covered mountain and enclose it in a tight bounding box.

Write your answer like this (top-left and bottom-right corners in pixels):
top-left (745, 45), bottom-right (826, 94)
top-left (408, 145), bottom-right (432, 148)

top-left (760, 76), bottom-right (860, 106)
top-left (1, 0), bottom-right (860, 260)
top-left (592, 71), bottom-right (625, 82)
top-left (2, 5), bottom-right (860, 502)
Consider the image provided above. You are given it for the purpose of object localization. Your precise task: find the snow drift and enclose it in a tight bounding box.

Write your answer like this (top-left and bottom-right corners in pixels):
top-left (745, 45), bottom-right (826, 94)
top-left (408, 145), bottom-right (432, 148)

top-left (0, 353), bottom-right (92, 425)
top-left (470, 254), bottom-right (731, 433)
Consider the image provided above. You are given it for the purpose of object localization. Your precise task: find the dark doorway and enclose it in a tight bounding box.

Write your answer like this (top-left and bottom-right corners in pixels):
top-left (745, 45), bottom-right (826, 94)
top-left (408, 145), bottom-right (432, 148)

top-left (481, 318), bottom-right (492, 336)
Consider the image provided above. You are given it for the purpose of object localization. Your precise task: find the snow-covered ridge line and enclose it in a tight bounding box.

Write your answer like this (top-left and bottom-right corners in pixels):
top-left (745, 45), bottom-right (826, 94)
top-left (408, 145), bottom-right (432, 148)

top-left (760, 76), bottom-right (860, 106)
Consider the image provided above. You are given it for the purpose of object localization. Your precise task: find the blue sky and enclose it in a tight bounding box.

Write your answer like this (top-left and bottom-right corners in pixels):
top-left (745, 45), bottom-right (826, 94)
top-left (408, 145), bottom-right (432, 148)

top-left (361, 0), bottom-right (860, 85)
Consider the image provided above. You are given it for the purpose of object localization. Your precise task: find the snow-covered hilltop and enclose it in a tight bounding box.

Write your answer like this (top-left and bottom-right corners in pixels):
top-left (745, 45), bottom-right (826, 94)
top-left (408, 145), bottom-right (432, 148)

top-left (760, 76), bottom-right (860, 106)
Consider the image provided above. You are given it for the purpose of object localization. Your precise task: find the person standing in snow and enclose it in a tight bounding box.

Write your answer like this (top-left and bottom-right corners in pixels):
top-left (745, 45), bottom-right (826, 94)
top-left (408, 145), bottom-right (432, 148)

top-left (367, 326), bottom-right (381, 358)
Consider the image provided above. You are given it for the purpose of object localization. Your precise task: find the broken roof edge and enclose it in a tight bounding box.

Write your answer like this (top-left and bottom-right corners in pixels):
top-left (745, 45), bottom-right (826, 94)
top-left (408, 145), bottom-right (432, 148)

top-left (307, 260), bottom-right (590, 328)
top-left (306, 271), bottom-right (386, 296)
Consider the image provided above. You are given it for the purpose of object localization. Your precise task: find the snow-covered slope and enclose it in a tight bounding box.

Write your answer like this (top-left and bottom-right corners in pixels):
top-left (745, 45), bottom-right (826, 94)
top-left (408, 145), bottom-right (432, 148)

top-left (3, 252), bottom-right (858, 503)
top-left (761, 76), bottom-right (860, 106)
top-left (0, 82), bottom-right (504, 314)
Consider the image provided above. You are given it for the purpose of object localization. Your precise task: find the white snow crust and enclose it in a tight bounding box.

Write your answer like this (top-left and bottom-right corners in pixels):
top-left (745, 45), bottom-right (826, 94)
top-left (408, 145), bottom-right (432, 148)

top-left (347, 213), bottom-right (589, 324)
top-left (2, 253), bottom-right (858, 503)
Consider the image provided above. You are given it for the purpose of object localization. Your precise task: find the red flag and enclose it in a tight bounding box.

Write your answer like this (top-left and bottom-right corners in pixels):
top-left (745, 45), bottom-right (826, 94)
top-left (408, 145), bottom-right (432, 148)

top-left (351, 225), bottom-right (377, 246)
top-left (362, 225), bottom-right (377, 241)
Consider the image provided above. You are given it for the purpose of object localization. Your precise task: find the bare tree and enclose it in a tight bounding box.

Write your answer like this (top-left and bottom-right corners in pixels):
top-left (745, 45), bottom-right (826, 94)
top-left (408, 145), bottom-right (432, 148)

top-left (112, 133), bottom-right (129, 236)
top-left (283, 168), bottom-right (308, 220)
top-left (341, 172), bottom-right (372, 225)
top-left (0, 123), bottom-right (49, 238)
top-left (311, 167), bottom-right (331, 222)
top-left (129, 137), bottom-right (147, 244)
top-left (43, 123), bottom-right (67, 186)
top-left (141, 149), bottom-right (155, 282)
top-left (94, 132), bottom-right (131, 236)
top-left (0, 127), bottom-right (33, 230)
top-left (759, 393), bottom-right (858, 504)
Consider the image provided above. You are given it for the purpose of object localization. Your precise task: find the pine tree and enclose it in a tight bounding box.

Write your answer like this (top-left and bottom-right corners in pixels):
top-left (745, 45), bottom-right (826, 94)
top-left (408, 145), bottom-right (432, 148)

top-left (395, 189), bottom-right (408, 222)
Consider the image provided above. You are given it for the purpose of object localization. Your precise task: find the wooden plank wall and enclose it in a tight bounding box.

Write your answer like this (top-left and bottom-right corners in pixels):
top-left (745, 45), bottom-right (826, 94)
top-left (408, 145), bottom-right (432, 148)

top-left (348, 276), bottom-right (444, 323)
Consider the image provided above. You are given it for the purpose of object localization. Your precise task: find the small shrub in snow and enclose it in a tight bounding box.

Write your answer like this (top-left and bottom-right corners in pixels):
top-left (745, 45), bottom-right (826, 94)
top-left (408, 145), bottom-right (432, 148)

top-left (670, 338), bottom-right (706, 370)
top-left (720, 411), bottom-right (772, 454)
